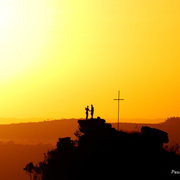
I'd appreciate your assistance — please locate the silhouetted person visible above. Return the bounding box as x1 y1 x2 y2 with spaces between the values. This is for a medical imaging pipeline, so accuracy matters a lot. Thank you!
85 106 90 120
90 104 94 119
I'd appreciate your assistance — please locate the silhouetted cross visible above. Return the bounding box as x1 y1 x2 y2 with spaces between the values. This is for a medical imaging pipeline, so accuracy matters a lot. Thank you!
114 91 124 131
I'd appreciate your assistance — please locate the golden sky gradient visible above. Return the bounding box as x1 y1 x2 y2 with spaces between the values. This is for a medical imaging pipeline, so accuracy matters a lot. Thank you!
0 0 180 123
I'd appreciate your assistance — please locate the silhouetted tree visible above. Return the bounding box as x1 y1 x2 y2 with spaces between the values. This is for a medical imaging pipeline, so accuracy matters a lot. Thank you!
23 162 35 180
33 165 42 180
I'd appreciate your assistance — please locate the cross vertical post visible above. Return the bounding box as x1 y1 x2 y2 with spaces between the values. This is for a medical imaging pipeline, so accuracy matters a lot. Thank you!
114 91 124 131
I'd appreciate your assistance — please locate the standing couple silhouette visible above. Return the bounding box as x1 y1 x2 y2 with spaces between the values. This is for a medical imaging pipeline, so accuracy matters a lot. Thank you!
85 104 94 120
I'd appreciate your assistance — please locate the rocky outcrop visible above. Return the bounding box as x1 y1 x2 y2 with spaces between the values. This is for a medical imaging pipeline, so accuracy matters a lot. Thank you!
141 126 169 147
36 117 180 180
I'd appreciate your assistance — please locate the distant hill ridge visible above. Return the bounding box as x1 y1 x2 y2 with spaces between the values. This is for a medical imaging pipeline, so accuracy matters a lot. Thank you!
0 119 79 145
112 117 180 145
0 117 179 145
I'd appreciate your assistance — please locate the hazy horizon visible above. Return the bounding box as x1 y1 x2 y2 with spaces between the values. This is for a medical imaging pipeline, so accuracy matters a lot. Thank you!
0 116 167 124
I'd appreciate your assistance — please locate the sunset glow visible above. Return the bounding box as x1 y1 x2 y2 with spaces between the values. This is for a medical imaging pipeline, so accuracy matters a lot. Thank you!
0 1 52 83
0 0 180 123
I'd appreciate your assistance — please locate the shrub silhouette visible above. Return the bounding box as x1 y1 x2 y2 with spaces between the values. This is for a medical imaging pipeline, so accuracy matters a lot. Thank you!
24 118 180 179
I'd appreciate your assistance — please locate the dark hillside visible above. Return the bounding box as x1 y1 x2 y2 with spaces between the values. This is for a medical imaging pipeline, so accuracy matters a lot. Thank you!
29 118 180 179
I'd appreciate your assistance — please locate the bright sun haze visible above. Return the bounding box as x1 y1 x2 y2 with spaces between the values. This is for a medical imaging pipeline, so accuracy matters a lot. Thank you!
0 0 180 124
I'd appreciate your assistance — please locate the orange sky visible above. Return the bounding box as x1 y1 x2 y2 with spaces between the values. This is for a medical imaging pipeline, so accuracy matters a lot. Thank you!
0 0 180 124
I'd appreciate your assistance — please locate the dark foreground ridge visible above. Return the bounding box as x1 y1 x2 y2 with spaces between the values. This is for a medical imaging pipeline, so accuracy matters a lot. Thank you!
24 118 180 179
